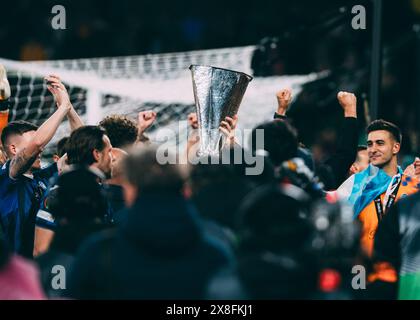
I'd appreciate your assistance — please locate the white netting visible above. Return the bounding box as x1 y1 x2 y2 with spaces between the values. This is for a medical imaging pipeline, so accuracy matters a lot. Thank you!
0 46 322 155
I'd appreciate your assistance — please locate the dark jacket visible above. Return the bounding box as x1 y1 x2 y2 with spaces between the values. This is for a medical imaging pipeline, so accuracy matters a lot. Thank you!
274 113 359 190
36 223 109 298
320 117 359 189
67 192 233 299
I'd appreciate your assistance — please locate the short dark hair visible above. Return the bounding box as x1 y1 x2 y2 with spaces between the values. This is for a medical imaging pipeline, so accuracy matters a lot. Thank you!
56 136 69 157
67 126 107 166
1 120 38 146
366 119 402 143
250 120 298 166
122 146 186 194
99 115 137 149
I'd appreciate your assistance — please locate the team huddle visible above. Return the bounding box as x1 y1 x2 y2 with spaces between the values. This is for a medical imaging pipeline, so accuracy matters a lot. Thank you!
0 63 420 299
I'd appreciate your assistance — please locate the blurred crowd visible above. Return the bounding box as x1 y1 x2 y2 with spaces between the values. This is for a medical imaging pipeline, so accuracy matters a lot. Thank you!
1 63 420 300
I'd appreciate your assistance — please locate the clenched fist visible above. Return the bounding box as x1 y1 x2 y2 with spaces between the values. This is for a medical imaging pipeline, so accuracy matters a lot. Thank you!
276 88 292 115
337 91 357 118
138 110 157 134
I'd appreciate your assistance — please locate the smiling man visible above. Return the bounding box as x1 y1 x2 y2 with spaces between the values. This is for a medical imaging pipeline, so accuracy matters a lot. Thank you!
367 120 402 176
337 119 420 257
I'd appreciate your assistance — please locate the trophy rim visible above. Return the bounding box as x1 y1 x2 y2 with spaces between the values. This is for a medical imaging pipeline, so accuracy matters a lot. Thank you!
189 64 253 82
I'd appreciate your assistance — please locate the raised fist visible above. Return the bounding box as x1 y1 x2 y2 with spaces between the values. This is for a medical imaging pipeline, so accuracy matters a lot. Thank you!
138 110 157 133
337 91 356 109
276 88 292 113
337 91 357 117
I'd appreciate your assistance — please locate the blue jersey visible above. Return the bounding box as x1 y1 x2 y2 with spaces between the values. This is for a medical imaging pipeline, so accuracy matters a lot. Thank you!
0 160 57 257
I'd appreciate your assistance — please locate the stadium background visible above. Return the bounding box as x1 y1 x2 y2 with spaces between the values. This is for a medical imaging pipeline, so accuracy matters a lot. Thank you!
1 0 420 166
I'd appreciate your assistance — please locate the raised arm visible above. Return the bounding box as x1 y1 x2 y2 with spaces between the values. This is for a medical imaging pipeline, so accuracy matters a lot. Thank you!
45 75 84 131
337 91 357 118
274 88 292 119
321 91 359 189
9 87 71 179
136 110 156 145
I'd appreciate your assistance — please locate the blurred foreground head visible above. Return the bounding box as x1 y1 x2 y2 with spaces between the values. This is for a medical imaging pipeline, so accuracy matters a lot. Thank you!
122 146 188 207
235 183 316 299
189 147 275 229
49 167 108 226
234 183 361 299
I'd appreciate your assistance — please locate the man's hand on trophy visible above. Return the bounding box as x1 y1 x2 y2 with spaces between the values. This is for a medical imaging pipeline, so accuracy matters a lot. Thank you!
276 88 292 116
186 112 200 159
138 110 157 134
187 112 199 130
219 114 238 146
187 112 200 147
44 74 71 110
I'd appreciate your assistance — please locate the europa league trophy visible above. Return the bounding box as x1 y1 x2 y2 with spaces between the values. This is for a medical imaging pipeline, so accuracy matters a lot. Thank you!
189 65 252 156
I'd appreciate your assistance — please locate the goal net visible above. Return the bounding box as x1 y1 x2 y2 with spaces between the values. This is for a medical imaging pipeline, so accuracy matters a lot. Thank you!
0 46 321 156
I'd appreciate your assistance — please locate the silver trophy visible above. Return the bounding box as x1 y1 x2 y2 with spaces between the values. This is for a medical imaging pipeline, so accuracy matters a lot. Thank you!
189 65 252 156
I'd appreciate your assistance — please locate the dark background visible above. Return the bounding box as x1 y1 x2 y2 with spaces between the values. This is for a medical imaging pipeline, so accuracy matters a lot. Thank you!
2 0 420 165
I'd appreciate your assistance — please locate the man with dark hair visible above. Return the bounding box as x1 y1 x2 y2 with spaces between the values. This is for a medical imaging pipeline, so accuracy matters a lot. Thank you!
99 115 138 150
365 119 402 174
36 168 110 298
66 125 113 179
34 125 120 257
67 146 232 299
337 119 420 257
0 75 78 258
33 127 114 256
367 119 402 145
99 110 156 151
